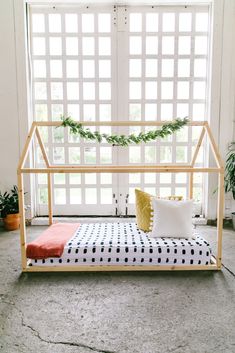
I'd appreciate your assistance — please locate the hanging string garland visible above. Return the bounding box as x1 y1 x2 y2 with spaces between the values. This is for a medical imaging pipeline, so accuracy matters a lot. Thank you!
61 116 189 147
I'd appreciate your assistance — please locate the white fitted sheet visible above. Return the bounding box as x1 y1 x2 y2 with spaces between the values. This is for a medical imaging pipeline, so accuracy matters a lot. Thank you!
28 222 212 267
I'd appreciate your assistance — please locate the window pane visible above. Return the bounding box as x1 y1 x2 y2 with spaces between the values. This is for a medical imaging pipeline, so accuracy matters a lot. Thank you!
129 59 142 77
65 14 78 33
54 189 66 204
161 104 173 121
146 36 158 55
179 13 192 32
66 38 78 55
145 82 157 99
66 60 79 78
52 104 63 120
160 146 172 163
177 82 189 99
84 104 95 121
54 174 65 184
99 104 111 120
70 189 81 204
146 13 158 32
99 37 111 55
67 82 79 100
69 147 80 164
35 82 47 100
53 147 65 164
82 14 94 33
83 60 95 78
162 37 174 54
84 147 96 164
34 60 46 78
129 146 141 163
162 59 174 77
195 13 208 32
32 14 45 33
33 37 46 55
83 37 95 55
129 82 141 99
162 13 175 32
161 82 173 99
70 174 81 184
100 147 112 164
145 104 157 121
130 36 142 55
85 188 97 204
194 59 207 77
194 82 206 99
99 82 111 100
85 173 97 184
49 14 61 33
178 59 190 77
145 146 156 163
145 59 158 77
84 83 95 100
195 36 208 55
101 188 112 204
129 103 141 120
98 14 111 33
178 36 191 55
130 13 142 32
99 60 111 78
50 37 62 55
35 104 48 121
50 60 62 78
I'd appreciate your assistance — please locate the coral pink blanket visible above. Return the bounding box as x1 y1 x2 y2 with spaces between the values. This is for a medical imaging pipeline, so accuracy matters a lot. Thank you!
26 223 80 259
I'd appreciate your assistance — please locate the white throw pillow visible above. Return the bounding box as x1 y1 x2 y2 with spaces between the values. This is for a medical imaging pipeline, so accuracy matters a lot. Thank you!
149 198 193 239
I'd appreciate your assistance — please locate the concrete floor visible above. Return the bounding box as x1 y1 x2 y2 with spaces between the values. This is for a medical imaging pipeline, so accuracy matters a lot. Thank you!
0 222 235 353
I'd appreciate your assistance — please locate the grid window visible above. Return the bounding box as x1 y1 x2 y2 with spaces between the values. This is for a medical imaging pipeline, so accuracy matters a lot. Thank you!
31 5 210 216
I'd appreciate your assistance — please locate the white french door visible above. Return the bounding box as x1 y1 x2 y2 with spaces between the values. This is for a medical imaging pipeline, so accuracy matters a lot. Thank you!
29 4 210 216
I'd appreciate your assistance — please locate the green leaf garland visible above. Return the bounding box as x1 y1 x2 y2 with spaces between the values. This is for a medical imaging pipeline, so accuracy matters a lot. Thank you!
61 116 189 147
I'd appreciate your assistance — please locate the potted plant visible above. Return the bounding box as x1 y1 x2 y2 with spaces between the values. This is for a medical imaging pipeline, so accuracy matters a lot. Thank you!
0 185 20 231
225 142 235 229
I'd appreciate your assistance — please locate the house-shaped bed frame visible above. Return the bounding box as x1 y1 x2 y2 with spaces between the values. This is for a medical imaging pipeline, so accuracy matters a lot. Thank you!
17 120 224 272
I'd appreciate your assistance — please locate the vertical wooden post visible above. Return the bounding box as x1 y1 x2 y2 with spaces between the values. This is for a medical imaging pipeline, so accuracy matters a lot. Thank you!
189 173 193 199
48 173 53 225
216 171 224 269
17 171 27 271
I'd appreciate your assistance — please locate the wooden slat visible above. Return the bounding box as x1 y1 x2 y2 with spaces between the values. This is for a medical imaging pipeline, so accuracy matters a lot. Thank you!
35 120 207 127
17 123 36 170
35 127 50 168
191 127 206 166
205 123 224 169
17 172 27 270
21 167 222 173
23 263 219 272
216 172 224 268
47 174 53 226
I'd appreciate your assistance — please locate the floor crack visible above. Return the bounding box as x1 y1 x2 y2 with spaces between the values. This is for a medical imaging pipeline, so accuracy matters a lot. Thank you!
1 298 116 353
21 316 116 353
222 263 235 278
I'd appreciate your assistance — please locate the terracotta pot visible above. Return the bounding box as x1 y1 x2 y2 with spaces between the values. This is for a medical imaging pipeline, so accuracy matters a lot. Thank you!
3 213 20 231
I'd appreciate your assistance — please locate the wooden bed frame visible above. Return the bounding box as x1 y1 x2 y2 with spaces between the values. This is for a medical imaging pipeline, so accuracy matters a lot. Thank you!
17 121 224 272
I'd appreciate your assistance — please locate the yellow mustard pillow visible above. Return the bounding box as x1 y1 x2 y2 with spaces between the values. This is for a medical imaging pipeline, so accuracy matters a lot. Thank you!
135 189 183 232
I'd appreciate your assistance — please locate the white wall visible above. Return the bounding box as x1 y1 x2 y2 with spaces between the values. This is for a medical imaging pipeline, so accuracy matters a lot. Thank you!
0 0 234 219
0 0 20 189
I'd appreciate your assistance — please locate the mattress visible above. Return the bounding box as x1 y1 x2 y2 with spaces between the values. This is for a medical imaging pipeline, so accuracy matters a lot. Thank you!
28 222 212 267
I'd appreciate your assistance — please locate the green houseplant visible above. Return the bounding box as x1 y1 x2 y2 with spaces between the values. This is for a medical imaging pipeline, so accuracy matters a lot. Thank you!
0 185 20 230
225 142 235 229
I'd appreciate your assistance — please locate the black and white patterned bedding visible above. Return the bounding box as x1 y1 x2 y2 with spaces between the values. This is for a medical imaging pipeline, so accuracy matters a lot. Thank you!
28 222 212 267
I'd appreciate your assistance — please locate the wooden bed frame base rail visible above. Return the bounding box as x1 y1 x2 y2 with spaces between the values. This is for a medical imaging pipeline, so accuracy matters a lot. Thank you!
17 121 224 272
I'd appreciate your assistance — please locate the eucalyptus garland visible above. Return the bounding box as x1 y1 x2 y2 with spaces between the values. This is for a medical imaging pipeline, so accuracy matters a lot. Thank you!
61 116 189 147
